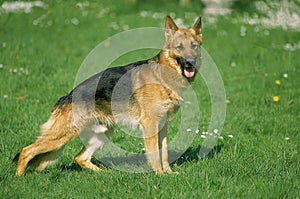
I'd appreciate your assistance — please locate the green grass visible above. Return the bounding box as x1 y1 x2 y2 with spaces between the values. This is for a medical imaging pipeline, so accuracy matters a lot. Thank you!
1 0 299 198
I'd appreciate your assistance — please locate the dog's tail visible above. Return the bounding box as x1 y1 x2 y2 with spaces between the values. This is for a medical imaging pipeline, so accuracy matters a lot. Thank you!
15 104 78 176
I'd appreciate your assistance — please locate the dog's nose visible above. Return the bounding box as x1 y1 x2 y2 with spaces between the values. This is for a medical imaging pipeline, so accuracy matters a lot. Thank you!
186 58 196 66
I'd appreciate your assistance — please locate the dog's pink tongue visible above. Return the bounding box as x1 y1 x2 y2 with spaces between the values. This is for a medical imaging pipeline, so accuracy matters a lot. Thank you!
184 69 195 78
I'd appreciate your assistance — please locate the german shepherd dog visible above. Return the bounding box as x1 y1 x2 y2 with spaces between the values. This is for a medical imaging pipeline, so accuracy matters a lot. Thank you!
15 16 202 176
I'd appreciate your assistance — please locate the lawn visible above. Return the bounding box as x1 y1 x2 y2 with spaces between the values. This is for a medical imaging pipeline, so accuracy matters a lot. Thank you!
0 0 299 198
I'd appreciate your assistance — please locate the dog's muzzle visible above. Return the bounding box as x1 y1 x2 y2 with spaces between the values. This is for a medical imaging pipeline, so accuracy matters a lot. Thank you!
177 57 197 79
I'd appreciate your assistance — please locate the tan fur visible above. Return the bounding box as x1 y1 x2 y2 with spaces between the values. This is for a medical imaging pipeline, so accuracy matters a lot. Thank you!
16 104 77 176
15 16 202 176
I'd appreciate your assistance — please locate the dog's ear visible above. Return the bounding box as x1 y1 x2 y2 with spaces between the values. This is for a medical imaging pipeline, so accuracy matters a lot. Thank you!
192 16 202 37
165 16 178 38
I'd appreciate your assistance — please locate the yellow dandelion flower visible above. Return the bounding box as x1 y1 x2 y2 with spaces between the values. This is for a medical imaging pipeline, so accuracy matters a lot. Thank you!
185 101 191 105
225 99 231 104
273 96 279 102
275 80 281 85
104 41 110 47
90 2 97 8
15 96 26 100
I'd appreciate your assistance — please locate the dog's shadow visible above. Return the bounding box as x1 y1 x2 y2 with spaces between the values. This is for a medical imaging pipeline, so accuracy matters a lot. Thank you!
172 144 223 166
61 144 223 173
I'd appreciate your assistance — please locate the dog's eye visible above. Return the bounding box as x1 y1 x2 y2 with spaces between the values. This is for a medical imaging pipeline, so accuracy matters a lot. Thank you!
176 43 184 51
191 42 198 50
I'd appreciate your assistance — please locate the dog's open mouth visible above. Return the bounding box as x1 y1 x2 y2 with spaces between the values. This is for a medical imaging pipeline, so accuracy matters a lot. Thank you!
183 67 195 78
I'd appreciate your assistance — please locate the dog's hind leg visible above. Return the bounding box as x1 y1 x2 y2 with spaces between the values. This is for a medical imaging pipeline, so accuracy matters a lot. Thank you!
75 146 101 171
16 105 77 176
32 147 65 172
16 131 76 176
75 125 110 171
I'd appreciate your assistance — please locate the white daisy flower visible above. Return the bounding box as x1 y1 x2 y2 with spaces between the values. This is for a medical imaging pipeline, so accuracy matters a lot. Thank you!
285 137 290 141
71 18 79 26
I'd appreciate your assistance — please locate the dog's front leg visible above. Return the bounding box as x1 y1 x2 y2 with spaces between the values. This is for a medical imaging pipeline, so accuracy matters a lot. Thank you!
141 119 163 175
159 123 172 174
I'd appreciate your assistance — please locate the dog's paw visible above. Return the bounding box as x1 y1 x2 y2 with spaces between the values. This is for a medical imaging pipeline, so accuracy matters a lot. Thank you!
168 170 179 175
155 169 164 176
163 167 179 175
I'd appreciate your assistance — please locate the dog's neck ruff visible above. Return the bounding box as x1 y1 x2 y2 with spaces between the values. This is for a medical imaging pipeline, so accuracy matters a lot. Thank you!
159 49 182 75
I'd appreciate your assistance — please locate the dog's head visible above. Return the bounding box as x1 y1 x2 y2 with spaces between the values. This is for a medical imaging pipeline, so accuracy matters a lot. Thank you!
164 16 202 80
